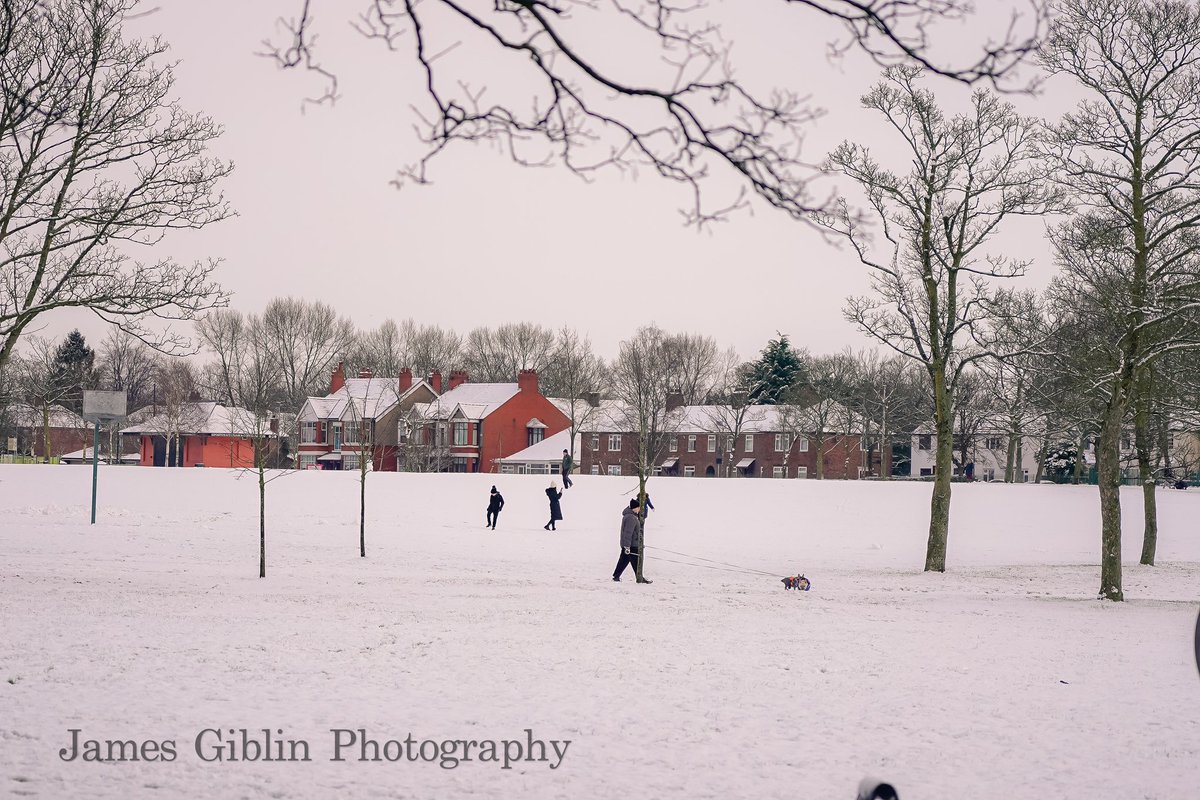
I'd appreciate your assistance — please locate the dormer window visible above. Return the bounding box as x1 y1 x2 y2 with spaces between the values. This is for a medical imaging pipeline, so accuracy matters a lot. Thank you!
527 418 547 447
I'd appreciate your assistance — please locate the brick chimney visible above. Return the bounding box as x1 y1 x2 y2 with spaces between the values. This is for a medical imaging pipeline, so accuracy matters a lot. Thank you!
430 370 443 394
448 370 469 390
666 391 685 412
330 361 346 393
517 369 539 394
358 368 374 379
269 415 279 434
398 368 413 393
583 391 601 408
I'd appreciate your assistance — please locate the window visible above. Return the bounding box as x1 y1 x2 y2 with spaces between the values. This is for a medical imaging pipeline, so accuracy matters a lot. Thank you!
653 467 662 476
772 466 785 479
342 452 360 471
590 435 600 451
745 434 754 452
451 456 469 474
1021 469 1030 483
454 422 469 446
608 434 622 451
774 433 791 452
985 436 1003 451
707 434 716 453
528 426 544 447
798 437 809 452
332 422 343 449
684 465 695 477
1167 432 1176 450
982 468 995 482
860 437 870 451
607 464 622 476
917 434 932 451
1120 434 1131 450
590 465 599 475
687 435 697 452
300 421 318 444
299 453 318 469
796 466 808 479
669 437 678 453
343 420 361 446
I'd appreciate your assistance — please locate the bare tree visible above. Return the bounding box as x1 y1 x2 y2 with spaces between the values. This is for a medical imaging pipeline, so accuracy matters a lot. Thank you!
97 328 156 410
402 320 463 384
541 326 607 459
195 310 248 406
263 2 1045 226
359 318 407 378
260 297 357 407
13 336 74 462
462 323 557 382
703 349 767 477
0 0 232 374
853 349 925 478
611 325 680 581
1040 0 1200 596
823 66 1053 571
663 333 724 405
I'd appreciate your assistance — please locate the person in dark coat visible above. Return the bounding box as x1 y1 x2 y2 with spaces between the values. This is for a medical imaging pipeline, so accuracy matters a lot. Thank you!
561 449 574 489
543 480 563 530
486 485 505 530
613 498 652 583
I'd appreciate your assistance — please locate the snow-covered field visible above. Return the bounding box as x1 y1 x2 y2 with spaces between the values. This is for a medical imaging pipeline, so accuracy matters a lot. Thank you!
1 465 1197 799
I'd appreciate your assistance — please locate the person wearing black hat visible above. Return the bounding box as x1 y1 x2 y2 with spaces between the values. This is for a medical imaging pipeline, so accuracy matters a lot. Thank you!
486 485 504 530
613 498 651 583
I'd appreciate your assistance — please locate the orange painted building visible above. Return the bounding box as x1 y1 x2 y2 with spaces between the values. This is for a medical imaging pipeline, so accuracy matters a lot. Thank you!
121 402 273 468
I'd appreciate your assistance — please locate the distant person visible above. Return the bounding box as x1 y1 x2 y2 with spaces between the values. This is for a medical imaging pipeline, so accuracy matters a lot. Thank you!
486 485 505 530
561 449 574 489
639 493 655 518
613 498 652 584
543 480 563 531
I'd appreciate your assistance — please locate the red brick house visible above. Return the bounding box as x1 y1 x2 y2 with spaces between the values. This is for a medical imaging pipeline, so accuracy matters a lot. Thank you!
578 398 872 479
121 402 274 468
403 370 569 473
296 364 437 471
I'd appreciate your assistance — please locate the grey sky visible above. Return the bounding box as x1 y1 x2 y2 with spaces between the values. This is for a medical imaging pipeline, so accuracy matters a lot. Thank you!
34 1 1062 363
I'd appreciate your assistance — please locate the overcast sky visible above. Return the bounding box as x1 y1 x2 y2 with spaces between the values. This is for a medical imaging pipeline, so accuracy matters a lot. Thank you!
33 1 1065 363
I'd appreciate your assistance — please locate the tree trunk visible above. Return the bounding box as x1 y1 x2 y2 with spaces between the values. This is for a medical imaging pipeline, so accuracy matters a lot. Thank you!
635 470 647 581
1097 395 1124 601
814 434 825 480
1073 432 1086 485
925 368 953 572
360 463 367 558
258 441 267 579
1133 381 1156 566
1005 433 1017 482
42 405 51 463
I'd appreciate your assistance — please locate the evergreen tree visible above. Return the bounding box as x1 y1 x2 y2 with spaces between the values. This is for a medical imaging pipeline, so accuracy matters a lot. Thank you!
742 334 804 405
52 331 96 413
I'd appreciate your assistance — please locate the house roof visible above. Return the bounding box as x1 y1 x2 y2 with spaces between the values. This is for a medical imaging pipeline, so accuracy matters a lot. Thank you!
121 402 273 437
411 383 521 421
59 447 139 463
497 428 573 464
577 400 866 435
300 376 432 422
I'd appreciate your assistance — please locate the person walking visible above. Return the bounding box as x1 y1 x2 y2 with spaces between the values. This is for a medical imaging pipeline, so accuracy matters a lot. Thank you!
486 485 504 530
613 498 652 583
561 449 574 489
543 481 563 531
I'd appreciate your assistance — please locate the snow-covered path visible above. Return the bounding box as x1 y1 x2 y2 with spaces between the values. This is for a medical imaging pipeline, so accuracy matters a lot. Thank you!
2 467 1197 799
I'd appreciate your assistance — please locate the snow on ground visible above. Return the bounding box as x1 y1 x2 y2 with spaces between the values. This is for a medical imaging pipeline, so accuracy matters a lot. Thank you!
1 465 1197 799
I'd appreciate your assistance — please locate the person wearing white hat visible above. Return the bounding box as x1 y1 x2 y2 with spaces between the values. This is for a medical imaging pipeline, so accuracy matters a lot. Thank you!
543 480 563 531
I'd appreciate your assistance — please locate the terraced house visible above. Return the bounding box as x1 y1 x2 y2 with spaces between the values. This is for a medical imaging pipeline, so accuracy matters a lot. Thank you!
296 364 436 471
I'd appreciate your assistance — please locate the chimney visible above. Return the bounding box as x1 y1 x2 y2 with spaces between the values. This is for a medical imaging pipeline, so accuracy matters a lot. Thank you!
583 391 601 408
269 415 279 434
448 370 469 390
430 370 443 394
358 368 373 379
666 391 685 412
330 361 346 393
398 368 413 393
517 369 539 395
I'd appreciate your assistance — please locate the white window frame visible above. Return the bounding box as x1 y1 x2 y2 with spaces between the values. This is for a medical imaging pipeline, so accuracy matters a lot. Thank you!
796 466 808 479
684 465 695 477
607 464 622 476
608 434 622 451
300 421 318 444
798 436 809 452
527 426 544 447
454 421 470 446
772 466 785 479
687 435 696 452
669 437 678 453
342 452 361 471
744 434 754 452
299 453 318 469
590 465 599 475
707 434 717 453
590 435 600 451
774 433 791 453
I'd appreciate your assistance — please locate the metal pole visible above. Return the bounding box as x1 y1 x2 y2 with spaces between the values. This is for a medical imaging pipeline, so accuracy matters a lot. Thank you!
90 422 100 524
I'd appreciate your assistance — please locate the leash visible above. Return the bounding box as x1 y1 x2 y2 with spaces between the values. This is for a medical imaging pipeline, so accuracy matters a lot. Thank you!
642 545 784 578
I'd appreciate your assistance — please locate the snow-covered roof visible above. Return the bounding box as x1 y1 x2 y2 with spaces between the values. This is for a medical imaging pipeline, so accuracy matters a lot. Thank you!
497 428 573 464
59 447 138 463
121 402 274 437
6 403 87 429
576 400 865 435
301 376 411 422
411 383 521 421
